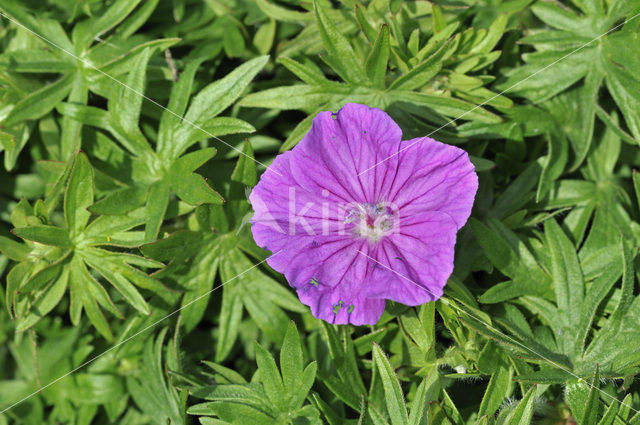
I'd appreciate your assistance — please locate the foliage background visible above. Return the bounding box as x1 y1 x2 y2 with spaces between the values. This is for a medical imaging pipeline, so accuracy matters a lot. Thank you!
1 0 640 424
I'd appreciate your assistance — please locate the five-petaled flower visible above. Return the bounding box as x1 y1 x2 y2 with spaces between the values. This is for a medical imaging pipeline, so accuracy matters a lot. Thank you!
249 103 478 325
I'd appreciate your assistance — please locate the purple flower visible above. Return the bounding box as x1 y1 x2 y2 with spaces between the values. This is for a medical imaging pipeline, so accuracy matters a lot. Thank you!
249 103 478 325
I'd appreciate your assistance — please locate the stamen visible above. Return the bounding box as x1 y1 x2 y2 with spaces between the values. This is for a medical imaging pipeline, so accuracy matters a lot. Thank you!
346 202 397 243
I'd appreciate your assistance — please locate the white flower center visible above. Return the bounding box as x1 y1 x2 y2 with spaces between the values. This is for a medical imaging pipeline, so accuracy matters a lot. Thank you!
346 203 397 243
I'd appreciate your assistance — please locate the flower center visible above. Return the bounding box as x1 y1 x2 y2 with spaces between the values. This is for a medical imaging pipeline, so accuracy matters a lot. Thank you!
346 203 397 242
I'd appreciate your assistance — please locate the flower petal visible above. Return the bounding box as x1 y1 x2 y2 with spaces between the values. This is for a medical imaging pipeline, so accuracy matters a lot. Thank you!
385 137 478 229
301 288 386 325
294 103 403 204
362 211 458 305
292 241 386 324
262 234 384 324
250 153 354 252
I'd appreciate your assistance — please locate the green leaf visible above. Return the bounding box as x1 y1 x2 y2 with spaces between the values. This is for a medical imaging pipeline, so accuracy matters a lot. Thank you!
355 5 377 43
5 73 73 127
221 16 245 58
88 186 148 215
144 180 170 242
313 0 365 85
566 367 600 425
215 282 243 362
603 61 640 143
72 0 144 49
634 170 640 211
0 1 73 50
5 262 28 319
243 287 290 345
540 179 596 209
20 256 67 293
399 311 430 355
97 37 180 78
514 369 574 385
170 147 217 175
321 323 367 399
501 385 536 425
70 259 113 341
597 401 620 425
458 310 570 367
472 12 508 54
254 18 276 55
615 394 635 424
157 58 205 153
478 366 511 418
368 403 390 425
179 247 220 333
16 268 69 332
256 0 313 22
178 55 269 155
495 50 592 103
0 131 16 151
280 321 303 397
190 384 271 409
140 230 199 261
116 0 160 38
471 218 550 302
408 376 436 425
279 57 335 87
199 402 275 425
12 225 71 247
432 4 446 33
372 344 409 425
201 361 248 385
544 218 584 357
478 341 509 374
389 40 449 91
126 328 184 424
530 2 587 35
171 174 224 206
83 254 150 315
390 91 502 123
292 361 317 410
537 132 568 201
10 198 33 228
64 153 94 236
605 239 636 330
365 24 390 89
75 256 123 318
99 253 169 298
111 47 153 148
231 142 257 186
57 102 112 130
178 117 256 150
575 246 622 356
0 235 30 261
254 342 285 408
0 49 75 73
595 103 637 145
240 85 331 111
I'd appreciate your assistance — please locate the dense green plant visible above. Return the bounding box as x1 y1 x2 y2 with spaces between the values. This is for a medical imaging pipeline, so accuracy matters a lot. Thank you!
1 0 640 424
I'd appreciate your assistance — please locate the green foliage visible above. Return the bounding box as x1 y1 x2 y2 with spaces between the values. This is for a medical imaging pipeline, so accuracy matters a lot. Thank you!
187 322 320 424
241 0 510 150
1 0 640 424
5 153 168 340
